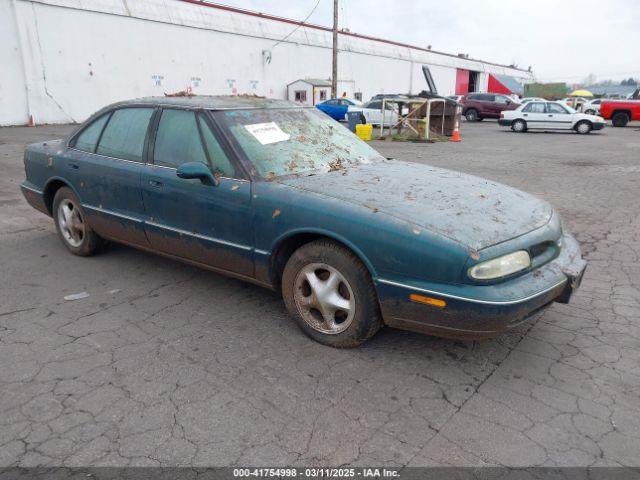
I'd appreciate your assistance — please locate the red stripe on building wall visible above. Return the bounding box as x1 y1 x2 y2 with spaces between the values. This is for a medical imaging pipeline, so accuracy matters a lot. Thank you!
487 74 512 95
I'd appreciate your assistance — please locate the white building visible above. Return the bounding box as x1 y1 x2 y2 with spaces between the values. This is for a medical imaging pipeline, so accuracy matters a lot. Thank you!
287 79 332 106
1 0 534 126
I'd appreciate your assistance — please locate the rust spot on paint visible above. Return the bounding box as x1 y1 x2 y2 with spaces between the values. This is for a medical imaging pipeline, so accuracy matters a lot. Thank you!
469 248 480 260
272 208 281 218
231 185 239 191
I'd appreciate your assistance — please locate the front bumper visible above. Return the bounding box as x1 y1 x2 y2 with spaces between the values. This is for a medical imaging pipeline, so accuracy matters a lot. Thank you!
498 119 512 126
377 233 587 339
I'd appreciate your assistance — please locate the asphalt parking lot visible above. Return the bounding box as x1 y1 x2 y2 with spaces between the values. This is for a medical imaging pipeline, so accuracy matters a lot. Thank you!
1 120 639 468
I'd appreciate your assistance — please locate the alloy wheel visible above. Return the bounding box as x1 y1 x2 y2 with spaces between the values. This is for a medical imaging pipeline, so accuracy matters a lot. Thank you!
293 263 355 334
577 122 591 134
57 198 85 248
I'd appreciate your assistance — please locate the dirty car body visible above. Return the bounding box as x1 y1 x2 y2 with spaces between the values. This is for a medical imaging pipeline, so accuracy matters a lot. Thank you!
21 96 587 344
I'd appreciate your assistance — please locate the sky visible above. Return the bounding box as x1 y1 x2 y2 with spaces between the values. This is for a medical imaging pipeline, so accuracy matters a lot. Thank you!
218 0 640 84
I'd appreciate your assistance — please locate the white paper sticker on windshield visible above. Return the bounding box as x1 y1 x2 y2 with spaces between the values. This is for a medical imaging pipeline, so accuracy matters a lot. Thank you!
244 122 290 145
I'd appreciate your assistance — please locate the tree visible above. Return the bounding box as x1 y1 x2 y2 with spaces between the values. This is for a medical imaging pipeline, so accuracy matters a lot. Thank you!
582 73 597 86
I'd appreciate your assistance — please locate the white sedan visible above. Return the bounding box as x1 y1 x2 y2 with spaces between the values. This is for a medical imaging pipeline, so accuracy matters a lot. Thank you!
519 97 546 104
348 99 399 125
499 101 606 134
581 99 602 115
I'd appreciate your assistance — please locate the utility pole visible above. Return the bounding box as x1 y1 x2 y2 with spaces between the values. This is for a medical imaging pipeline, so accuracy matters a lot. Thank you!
331 0 338 98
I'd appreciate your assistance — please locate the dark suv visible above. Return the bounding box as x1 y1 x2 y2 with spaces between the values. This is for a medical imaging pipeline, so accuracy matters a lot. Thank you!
462 93 520 121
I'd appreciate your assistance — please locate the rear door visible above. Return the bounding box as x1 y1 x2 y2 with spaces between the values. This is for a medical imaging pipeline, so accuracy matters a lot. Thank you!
69 107 155 246
141 108 254 276
520 102 547 128
478 94 495 117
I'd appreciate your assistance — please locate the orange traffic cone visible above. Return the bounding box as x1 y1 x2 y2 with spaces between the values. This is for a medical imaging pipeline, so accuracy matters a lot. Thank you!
28 114 35 127
450 118 461 142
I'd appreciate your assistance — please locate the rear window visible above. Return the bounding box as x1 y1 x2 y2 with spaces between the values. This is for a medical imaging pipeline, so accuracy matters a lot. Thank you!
96 108 154 162
73 113 110 153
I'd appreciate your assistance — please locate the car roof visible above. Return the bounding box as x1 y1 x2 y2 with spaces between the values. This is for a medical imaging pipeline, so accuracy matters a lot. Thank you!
105 95 305 111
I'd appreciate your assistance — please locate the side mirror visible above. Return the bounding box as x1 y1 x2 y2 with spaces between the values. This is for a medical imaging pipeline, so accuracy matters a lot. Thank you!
176 162 217 186
506 100 512 105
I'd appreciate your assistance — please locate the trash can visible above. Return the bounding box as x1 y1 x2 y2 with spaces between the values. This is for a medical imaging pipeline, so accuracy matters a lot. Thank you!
347 111 363 132
355 124 373 141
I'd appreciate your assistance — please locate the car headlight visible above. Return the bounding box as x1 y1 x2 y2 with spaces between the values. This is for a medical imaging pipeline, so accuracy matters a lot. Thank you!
468 251 531 280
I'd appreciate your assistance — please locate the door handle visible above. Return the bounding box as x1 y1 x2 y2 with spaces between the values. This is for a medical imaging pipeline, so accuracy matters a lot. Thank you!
523 114 528 117
68 162 79 169
149 179 163 187
548 114 553 117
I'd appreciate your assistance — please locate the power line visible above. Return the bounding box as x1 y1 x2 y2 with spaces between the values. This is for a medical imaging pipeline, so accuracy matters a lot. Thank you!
272 0 322 48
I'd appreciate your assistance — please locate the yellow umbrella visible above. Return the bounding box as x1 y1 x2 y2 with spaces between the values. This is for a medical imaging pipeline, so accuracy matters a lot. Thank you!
569 89 594 97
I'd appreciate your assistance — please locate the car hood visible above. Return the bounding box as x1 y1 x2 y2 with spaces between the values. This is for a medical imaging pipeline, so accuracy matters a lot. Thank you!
277 160 553 250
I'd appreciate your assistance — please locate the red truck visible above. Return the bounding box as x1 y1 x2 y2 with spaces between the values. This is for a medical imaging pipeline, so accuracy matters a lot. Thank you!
600 88 640 127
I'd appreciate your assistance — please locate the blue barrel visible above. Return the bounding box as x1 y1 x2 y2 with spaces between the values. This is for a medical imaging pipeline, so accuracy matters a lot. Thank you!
347 111 363 132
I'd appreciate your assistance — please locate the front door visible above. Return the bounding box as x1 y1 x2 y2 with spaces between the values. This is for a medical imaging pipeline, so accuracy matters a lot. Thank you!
493 95 511 118
141 108 254 276
70 107 155 246
545 102 574 129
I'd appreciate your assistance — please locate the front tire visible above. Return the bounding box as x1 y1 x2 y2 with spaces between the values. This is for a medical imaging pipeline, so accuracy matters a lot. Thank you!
53 187 101 256
611 112 629 127
511 119 527 133
281 240 383 348
575 120 592 134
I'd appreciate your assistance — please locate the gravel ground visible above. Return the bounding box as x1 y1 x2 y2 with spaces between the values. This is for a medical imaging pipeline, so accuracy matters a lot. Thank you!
0 120 639 467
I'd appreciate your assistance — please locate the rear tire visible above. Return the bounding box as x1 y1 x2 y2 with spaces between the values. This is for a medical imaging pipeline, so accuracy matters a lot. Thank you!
611 112 629 127
281 240 383 348
511 119 527 133
575 120 592 134
53 187 101 256
465 109 479 122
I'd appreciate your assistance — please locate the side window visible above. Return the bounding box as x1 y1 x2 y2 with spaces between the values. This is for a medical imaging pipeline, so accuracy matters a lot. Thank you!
484 95 496 102
198 115 236 178
529 103 547 113
467 94 478 101
153 109 207 168
547 103 568 114
368 101 382 110
73 113 110 153
325 99 338 106
495 96 509 104
522 103 533 112
96 108 154 162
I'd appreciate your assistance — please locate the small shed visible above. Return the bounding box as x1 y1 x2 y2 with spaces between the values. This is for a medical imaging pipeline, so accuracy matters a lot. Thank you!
287 79 332 106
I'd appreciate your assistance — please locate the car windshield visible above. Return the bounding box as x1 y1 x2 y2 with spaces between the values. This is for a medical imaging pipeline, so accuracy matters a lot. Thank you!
217 108 384 178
